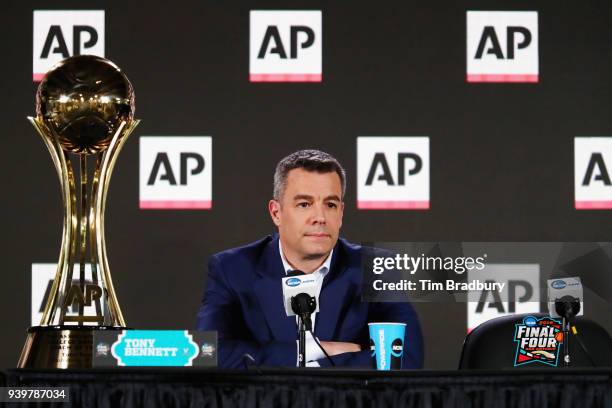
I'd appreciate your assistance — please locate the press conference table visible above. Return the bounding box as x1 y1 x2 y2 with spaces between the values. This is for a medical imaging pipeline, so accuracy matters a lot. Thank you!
4 367 612 407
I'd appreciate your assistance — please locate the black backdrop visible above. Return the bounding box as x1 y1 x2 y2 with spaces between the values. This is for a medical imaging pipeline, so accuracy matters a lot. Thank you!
2 0 612 369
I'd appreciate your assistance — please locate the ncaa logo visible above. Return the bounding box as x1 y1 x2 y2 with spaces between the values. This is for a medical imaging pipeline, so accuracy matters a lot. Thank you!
466 11 538 83
33 10 105 82
357 137 429 210
140 137 212 210
96 343 110 357
250 10 322 82
575 137 612 209
551 280 566 289
286 278 301 287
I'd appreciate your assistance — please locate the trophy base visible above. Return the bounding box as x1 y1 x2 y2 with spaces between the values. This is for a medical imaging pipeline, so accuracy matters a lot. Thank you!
18 325 126 369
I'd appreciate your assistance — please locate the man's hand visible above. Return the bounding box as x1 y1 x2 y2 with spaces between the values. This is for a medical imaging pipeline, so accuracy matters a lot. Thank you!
319 341 362 356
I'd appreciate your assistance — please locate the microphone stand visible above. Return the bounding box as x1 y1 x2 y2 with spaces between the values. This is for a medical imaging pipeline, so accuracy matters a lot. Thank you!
298 315 307 367
556 296 580 368
562 316 570 367
291 293 316 368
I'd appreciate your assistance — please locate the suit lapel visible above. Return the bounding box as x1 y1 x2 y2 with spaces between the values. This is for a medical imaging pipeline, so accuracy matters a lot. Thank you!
253 236 297 341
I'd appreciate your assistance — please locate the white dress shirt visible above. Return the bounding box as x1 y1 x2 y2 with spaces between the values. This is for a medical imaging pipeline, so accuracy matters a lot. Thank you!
279 240 332 367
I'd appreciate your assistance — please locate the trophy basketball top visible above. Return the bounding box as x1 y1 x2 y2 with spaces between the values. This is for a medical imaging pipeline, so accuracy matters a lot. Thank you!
36 55 135 154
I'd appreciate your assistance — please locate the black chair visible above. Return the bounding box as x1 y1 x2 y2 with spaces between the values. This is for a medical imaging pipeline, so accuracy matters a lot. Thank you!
459 313 612 369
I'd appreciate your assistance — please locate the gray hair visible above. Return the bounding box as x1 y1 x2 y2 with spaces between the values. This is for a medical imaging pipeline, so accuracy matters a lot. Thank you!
273 149 346 201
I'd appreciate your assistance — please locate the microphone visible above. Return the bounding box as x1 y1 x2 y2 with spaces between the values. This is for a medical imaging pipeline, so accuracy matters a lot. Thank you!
281 270 319 317
555 295 581 321
547 277 583 321
291 293 316 331
281 270 333 367
547 277 584 366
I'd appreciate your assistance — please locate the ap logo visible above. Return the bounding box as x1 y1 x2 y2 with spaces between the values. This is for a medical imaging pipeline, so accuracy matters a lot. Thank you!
33 10 105 82
357 137 429 210
140 137 212 210
250 10 322 82
575 137 612 209
31 263 106 326
467 263 540 332
466 11 538 82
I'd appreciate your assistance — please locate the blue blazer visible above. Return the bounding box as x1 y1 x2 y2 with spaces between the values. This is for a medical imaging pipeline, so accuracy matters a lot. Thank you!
196 235 424 369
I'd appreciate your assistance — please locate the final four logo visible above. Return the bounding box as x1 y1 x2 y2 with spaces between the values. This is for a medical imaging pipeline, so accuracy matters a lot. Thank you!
514 316 562 366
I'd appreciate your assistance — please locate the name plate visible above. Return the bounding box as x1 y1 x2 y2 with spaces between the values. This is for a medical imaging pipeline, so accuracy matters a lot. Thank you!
93 330 217 367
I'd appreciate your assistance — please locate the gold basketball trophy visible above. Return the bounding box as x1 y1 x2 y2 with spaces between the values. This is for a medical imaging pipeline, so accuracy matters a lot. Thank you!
18 55 139 368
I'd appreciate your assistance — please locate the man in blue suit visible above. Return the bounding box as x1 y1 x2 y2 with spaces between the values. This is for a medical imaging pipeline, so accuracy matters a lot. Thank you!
196 150 423 368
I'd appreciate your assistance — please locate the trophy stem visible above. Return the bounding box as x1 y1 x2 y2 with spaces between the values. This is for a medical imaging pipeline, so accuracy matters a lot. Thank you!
25 118 139 329
78 154 87 323
29 117 79 327
94 119 140 327
88 155 104 323
89 155 104 322
58 150 78 325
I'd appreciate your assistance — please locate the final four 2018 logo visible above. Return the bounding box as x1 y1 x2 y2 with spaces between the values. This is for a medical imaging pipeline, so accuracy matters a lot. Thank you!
513 316 563 366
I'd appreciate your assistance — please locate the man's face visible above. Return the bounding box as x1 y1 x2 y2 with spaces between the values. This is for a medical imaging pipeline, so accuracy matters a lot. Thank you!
269 168 344 261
